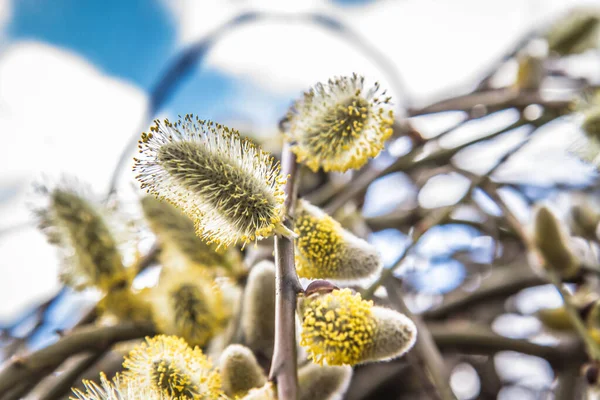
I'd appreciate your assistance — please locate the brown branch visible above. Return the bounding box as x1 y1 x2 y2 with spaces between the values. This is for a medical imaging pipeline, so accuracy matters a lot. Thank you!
385 279 456 400
408 88 571 117
0 322 155 399
430 323 586 368
35 352 105 400
423 261 543 320
269 143 303 400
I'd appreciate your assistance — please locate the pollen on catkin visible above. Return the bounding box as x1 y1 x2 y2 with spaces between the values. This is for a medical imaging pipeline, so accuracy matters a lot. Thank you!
149 269 229 347
533 206 580 279
546 8 600 56
218 344 267 398
298 363 353 400
134 115 291 249
285 74 394 172
240 260 276 358
298 286 417 366
294 199 382 281
71 372 166 400
33 179 128 291
123 335 223 399
140 195 242 276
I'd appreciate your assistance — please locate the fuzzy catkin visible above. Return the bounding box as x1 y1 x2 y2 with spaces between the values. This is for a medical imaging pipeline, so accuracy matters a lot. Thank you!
34 180 127 291
122 335 223 399
149 269 229 347
298 288 417 366
134 115 290 249
298 363 352 400
285 74 394 172
219 344 267 398
240 260 276 358
294 199 381 281
533 206 580 279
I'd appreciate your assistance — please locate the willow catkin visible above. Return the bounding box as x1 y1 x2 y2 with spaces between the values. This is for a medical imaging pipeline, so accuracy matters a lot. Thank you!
533 206 580 279
297 282 417 366
285 74 394 172
219 344 267 398
122 335 223 399
134 115 292 249
240 260 276 358
34 179 128 291
294 199 381 281
71 372 166 400
149 269 229 347
298 363 353 400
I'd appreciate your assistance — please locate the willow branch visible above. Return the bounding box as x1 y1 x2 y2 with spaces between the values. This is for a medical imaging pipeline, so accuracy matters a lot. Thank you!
326 117 530 215
362 121 543 298
423 261 542 320
429 323 586 368
36 352 106 400
385 279 456 400
0 322 155 398
269 143 302 400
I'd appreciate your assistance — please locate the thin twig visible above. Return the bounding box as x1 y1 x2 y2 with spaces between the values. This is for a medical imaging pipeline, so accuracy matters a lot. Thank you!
385 279 456 400
35 352 105 400
480 184 600 362
362 122 542 298
269 143 303 400
429 323 585 368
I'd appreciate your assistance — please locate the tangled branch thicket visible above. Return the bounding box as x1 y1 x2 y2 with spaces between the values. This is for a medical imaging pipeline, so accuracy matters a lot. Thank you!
4 7 600 400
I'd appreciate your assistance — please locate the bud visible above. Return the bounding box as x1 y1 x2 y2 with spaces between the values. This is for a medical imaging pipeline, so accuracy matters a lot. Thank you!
295 200 382 282
123 335 223 399
514 52 544 91
240 383 277 400
546 8 600 56
140 195 242 276
71 372 163 400
570 201 600 240
533 206 580 279
33 178 128 291
149 269 229 347
298 288 417 366
298 363 352 400
134 115 292 249
285 74 394 172
219 344 267 398
241 260 276 358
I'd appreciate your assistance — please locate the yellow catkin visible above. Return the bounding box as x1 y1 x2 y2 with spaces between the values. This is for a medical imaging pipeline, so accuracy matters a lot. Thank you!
71 372 167 400
134 115 291 249
299 288 417 366
299 289 377 366
150 269 230 347
123 335 223 399
34 179 128 291
294 200 381 281
285 74 394 172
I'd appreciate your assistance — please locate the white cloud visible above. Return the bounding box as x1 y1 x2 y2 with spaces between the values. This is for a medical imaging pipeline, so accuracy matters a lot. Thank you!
0 41 147 322
164 0 591 101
